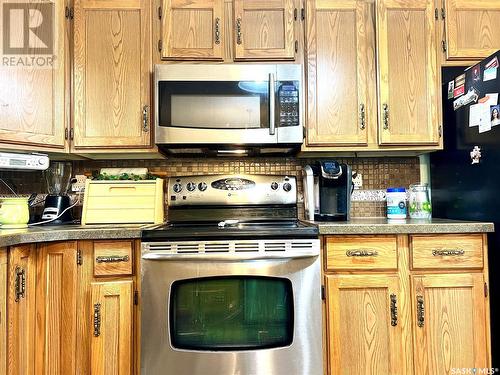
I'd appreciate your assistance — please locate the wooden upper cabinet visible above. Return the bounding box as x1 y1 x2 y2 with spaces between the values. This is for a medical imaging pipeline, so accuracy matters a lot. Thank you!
326 274 404 374
412 274 489 373
234 0 295 60
161 0 224 60
91 281 133 375
7 245 37 375
377 0 439 145
34 242 77 375
445 0 500 61
306 0 375 147
0 0 67 150
73 0 152 149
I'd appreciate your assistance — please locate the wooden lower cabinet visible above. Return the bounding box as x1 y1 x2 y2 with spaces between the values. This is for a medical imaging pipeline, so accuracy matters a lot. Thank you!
90 281 134 375
324 234 491 375
7 244 37 375
0 248 7 375
412 273 489 374
326 274 403 374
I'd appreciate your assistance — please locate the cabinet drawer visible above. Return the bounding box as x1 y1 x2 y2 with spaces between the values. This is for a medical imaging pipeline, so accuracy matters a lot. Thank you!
325 236 398 271
93 241 133 277
410 234 483 270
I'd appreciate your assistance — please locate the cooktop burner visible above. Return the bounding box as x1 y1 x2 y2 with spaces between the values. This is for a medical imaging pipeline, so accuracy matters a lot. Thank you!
141 220 318 241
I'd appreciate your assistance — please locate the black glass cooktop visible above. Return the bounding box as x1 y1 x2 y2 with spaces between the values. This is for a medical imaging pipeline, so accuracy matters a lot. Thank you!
141 220 318 241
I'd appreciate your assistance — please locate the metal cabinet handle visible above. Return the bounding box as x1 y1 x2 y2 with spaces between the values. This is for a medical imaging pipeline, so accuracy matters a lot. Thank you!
383 103 389 130
93 303 101 337
432 249 465 256
214 17 221 44
236 18 242 45
390 294 398 326
269 73 276 136
14 266 25 302
359 103 366 130
95 255 130 263
416 295 424 327
346 250 378 257
142 105 150 132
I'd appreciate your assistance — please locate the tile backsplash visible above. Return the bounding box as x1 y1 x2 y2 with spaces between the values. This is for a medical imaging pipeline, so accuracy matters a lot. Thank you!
0 156 420 219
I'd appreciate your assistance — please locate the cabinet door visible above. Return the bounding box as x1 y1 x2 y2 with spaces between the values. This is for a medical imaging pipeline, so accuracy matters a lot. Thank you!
306 0 375 147
7 245 37 375
412 274 489 373
445 0 500 60
234 0 295 60
0 0 67 149
34 242 77 375
0 248 6 375
161 0 224 60
326 275 404 374
377 0 439 145
91 281 133 375
73 0 152 148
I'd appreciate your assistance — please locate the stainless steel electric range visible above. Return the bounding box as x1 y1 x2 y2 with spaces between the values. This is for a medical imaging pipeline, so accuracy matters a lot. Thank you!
141 174 322 375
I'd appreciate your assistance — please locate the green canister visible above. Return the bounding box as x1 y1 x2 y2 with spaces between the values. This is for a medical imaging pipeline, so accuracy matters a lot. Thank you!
0 197 30 229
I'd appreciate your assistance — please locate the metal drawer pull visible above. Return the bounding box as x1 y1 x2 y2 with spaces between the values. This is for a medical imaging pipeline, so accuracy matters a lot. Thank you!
96 255 130 263
390 294 398 326
432 249 465 256
142 105 150 132
214 17 221 44
93 303 101 337
416 295 424 327
346 250 378 257
359 103 366 130
14 266 26 302
383 103 389 129
236 18 242 45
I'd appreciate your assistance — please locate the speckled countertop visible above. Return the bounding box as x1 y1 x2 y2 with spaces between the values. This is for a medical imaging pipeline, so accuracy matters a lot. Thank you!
0 224 153 248
0 219 494 247
314 218 494 235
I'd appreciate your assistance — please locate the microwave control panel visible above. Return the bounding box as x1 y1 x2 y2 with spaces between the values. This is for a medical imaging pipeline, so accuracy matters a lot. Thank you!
277 82 299 127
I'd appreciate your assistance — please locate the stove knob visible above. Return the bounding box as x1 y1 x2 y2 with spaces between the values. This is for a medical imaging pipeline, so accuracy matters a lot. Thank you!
187 182 196 192
198 182 207 191
271 182 279 190
173 183 183 193
283 182 292 192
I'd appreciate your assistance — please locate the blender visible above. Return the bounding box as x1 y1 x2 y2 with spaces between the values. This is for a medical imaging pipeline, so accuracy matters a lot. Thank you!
42 161 74 224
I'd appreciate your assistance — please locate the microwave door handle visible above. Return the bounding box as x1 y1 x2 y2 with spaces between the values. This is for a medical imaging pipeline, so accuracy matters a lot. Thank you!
269 73 276 135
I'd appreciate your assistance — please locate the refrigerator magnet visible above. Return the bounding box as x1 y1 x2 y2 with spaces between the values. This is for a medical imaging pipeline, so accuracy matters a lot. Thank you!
453 85 465 99
455 73 466 87
484 67 497 82
485 56 499 70
448 81 455 99
472 64 481 81
491 105 500 127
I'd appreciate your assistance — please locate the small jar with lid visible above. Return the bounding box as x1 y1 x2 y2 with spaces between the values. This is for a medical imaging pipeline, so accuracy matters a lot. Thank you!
386 188 407 220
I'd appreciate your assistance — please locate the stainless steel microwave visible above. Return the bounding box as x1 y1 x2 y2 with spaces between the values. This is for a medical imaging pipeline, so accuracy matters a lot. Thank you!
154 64 304 156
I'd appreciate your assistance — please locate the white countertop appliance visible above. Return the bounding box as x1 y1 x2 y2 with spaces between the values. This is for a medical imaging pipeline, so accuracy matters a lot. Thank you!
154 64 304 156
141 174 322 375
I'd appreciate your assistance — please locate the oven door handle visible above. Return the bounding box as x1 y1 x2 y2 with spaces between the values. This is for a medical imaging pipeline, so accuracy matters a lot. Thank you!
269 72 276 136
142 251 319 261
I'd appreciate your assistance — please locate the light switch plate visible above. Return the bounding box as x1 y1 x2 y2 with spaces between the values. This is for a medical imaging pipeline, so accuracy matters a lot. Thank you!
353 173 363 189
71 175 87 192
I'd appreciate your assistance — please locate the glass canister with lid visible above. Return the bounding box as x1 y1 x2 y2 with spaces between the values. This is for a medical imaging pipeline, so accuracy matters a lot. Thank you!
409 183 432 219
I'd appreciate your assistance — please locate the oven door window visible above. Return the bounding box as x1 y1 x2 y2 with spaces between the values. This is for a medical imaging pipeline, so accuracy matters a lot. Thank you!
170 276 294 351
158 81 270 129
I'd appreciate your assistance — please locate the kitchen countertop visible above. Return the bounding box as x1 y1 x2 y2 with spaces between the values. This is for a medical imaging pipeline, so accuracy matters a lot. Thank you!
314 218 494 235
0 219 494 248
0 224 153 248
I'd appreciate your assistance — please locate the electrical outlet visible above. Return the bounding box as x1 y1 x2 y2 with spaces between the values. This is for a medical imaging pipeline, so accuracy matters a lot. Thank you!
71 175 88 192
352 173 363 190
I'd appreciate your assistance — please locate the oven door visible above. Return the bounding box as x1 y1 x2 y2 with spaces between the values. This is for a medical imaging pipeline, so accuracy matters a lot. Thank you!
140 241 322 375
155 64 282 146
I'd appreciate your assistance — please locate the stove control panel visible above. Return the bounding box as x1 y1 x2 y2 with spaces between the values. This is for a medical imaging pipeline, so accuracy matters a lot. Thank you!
168 174 297 206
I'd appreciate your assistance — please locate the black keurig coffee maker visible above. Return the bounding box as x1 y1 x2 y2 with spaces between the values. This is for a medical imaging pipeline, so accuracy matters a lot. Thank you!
303 161 353 221
42 161 73 224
